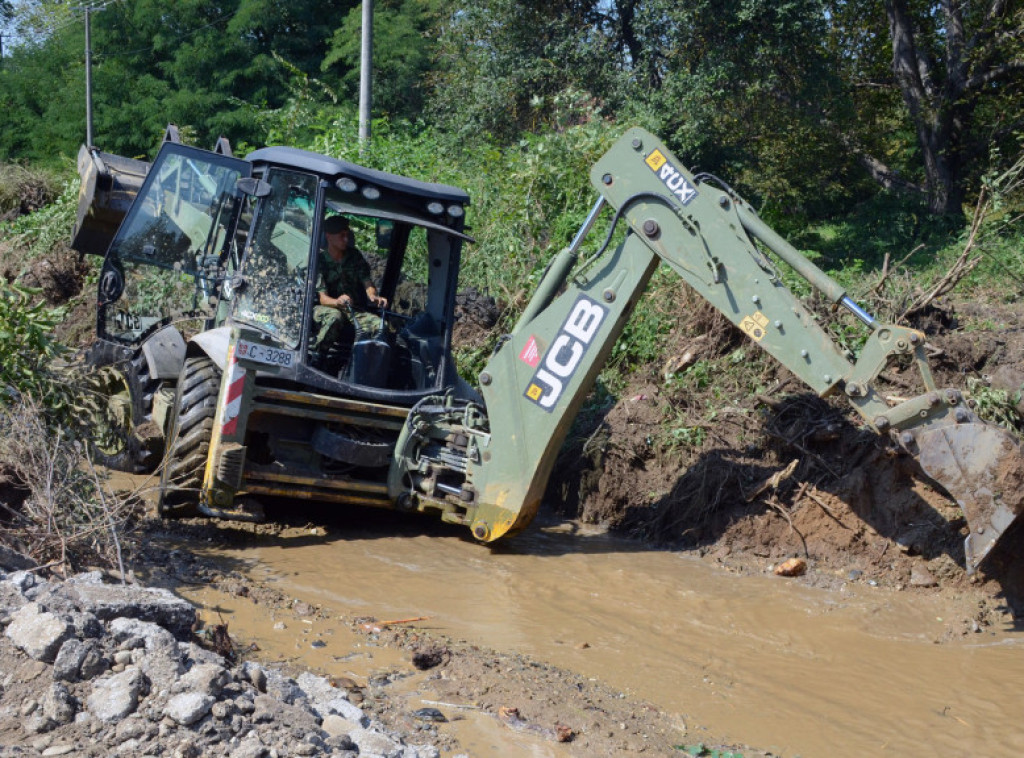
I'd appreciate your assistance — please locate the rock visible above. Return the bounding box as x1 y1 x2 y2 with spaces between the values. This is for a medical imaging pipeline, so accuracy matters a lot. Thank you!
69 611 104 639
295 671 369 726
87 666 149 722
229 733 269 758
5 602 73 662
115 716 148 742
348 727 403 758
910 564 938 588
41 682 77 725
241 661 267 693
178 641 226 667
25 713 55 735
251 694 320 732
53 639 88 682
325 734 358 753
60 581 196 638
7 571 37 593
79 641 110 680
412 707 446 723
773 557 807 577
114 650 133 666
108 617 178 652
321 714 360 738
263 671 303 704
164 692 215 726
173 662 230 697
40 746 76 757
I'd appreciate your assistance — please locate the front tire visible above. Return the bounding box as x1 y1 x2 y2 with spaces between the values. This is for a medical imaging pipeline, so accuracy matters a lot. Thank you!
158 355 220 518
84 354 161 473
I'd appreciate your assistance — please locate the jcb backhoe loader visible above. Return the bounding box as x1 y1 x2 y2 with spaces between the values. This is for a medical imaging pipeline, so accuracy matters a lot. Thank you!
73 127 1024 573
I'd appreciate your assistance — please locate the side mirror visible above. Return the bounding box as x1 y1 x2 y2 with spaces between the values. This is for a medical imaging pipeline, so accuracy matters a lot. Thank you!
236 177 272 198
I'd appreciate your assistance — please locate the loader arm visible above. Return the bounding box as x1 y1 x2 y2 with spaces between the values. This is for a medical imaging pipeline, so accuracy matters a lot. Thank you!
389 128 1024 571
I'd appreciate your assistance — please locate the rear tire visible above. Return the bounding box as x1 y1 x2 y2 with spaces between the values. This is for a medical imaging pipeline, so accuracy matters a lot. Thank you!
158 355 220 518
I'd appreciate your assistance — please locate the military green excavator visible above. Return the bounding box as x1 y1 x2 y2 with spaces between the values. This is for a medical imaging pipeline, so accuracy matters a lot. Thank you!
73 126 1024 573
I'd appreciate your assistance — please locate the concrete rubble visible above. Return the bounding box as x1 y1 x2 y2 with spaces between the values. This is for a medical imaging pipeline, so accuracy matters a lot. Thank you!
0 567 440 758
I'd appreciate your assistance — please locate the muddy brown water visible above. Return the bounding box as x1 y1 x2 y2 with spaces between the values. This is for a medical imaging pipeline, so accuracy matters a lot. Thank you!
169 516 1024 757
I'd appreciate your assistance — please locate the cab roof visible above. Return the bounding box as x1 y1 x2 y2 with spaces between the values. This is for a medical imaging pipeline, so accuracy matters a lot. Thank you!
245 146 470 206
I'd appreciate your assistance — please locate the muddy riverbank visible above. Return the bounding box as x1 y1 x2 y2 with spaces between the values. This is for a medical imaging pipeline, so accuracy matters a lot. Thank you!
129 504 1024 758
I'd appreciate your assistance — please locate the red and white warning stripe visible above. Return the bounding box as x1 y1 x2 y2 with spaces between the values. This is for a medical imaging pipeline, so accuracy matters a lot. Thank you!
221 349 247 437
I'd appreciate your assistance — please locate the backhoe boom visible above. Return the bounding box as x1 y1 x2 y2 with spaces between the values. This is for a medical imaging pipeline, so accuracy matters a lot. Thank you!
390 128 1024 572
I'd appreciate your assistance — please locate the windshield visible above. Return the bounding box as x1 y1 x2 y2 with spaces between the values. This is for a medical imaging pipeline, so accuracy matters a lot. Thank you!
231 168 318 348
98 143 249 344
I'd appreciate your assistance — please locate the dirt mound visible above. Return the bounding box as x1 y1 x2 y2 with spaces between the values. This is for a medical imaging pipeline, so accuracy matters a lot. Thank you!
546 294 1024 616
452 286 501 349
17 244 91 304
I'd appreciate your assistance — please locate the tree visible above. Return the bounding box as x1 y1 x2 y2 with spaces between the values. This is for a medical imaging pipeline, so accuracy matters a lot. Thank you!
322 0 439 120
428 0 622 139
881 0 1024 214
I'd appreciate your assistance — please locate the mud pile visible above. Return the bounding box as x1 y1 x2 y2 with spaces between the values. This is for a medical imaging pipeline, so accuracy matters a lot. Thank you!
547 292 1024 612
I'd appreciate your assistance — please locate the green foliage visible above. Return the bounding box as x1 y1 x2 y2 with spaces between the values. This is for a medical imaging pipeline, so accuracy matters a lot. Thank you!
967 377 1024 439
323 0 439 118
0 281 71 415
1 178 79 263
428 0 622 141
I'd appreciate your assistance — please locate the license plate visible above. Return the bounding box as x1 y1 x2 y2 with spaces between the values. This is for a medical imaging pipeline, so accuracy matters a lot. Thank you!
236 339 294 368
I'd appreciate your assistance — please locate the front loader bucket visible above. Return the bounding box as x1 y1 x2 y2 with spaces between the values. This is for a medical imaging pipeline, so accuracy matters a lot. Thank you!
71 144 150 256
911 421 1024 573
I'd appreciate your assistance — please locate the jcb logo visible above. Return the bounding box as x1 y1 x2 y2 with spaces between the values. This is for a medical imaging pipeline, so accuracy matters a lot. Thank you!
525 296 606 411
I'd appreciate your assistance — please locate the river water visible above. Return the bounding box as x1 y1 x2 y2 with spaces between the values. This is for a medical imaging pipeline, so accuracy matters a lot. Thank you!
174 514 1024 757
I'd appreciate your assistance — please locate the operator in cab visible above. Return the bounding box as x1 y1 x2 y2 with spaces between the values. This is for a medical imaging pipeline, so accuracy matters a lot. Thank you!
311 215 388 371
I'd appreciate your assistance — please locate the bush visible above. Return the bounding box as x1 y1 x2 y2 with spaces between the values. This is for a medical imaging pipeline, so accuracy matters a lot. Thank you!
0 163 61 220
0 281 75 419
0 399 140 572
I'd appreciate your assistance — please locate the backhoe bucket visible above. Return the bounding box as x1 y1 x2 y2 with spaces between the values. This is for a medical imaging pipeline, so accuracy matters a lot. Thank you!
912 421 1024 573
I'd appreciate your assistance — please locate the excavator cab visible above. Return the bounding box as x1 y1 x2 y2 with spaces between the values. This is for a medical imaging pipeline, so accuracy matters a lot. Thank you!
220 146 474 399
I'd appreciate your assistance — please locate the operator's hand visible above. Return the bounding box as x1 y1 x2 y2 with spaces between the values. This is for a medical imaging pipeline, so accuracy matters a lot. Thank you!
368 293 388 309
335 294 352 309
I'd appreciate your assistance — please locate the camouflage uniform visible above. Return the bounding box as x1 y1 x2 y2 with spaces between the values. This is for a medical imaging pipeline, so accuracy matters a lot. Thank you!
312 248 380 356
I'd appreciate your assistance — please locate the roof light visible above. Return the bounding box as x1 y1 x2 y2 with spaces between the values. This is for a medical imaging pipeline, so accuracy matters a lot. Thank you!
427 201 444 215
361 185 380 200
447 204 464 219
336 177 357 193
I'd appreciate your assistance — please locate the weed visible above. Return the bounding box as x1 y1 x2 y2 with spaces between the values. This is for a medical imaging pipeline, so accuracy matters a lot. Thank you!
966 376 1024 438
0 281 75 419
0 399 143 573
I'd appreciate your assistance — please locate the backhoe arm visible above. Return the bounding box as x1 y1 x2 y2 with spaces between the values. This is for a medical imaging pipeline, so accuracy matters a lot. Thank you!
389 128 1024 571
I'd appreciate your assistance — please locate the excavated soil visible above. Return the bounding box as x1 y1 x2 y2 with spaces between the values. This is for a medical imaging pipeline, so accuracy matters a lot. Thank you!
546 290 1024 617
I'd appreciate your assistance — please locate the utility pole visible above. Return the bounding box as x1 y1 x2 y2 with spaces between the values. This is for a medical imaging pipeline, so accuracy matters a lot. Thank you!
85 7 94 146
358 0 372 150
